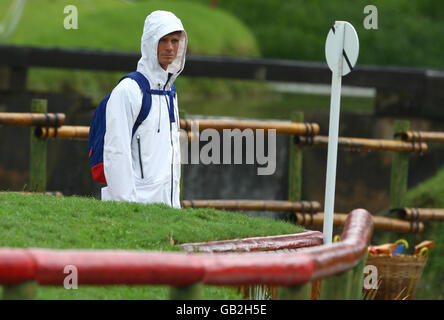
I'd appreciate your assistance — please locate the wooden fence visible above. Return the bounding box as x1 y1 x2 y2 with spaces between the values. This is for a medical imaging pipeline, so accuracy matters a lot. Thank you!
1 44 444 118
1 99 441 233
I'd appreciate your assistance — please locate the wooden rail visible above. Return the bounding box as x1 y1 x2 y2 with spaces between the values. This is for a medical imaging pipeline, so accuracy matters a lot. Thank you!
400 131 444 143
295 135 428 153
0 112 65 127
34 124 198 143
181 200 321 213
181 199 421 234
32 121 435 159
180 119 320 136
35 125 88 140
34 119 319 140
394 207 444 222
0 209 372 300
293 212 423 234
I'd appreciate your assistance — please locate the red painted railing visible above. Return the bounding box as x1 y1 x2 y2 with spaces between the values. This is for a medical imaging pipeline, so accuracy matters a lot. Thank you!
179 230 323 253
0 209 372 288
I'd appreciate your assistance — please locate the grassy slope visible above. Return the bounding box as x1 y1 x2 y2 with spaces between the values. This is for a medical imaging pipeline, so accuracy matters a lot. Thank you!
2 0 259 56
0 193 304 299
1 0 375 116
1 0 260 104
405 166 444 299
4 0 441 111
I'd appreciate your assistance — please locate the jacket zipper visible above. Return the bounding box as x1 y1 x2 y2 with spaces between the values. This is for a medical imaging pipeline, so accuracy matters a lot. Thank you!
164 75 174 206
168 108 174 206
157 84 161 133
136 135 144 179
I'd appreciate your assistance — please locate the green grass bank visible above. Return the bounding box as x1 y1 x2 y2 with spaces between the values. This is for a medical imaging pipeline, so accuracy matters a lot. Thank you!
1 0 259 56
0 193 304 299
1 0 261 105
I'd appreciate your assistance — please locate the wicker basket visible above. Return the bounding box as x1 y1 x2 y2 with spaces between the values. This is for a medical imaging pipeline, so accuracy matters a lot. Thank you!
364 248 429 300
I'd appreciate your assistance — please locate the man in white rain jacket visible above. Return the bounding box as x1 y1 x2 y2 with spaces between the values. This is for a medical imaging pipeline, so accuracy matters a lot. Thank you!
101 11 187 208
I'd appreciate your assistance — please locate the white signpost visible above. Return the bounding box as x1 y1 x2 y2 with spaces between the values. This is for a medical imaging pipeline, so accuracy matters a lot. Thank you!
323 21 359 244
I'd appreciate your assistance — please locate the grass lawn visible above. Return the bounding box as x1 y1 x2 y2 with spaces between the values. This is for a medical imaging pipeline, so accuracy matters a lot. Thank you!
1 0 261 108
1 0 259 57
0 193 304 299
2 0 375 119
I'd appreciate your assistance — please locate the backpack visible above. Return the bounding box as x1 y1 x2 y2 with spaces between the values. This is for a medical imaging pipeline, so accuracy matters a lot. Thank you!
88 71 176 184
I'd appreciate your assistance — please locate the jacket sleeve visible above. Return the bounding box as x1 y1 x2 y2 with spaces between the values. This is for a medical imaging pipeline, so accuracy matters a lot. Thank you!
103 79 142 202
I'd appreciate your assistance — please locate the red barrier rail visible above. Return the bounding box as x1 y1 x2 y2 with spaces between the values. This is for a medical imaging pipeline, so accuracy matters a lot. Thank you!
0 209 372 288
179 230 323 253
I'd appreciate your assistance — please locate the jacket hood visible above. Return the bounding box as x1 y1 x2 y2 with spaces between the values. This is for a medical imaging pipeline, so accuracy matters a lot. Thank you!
137 10 187 89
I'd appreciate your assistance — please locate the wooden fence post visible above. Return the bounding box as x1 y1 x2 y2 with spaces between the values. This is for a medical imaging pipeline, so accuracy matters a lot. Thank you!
278 282 311 300
319 269 354 299
169 283 202 300
319 257 367 300
349 258 367 299
288 112 304 202
2 281 37 300
29 99 47 192
389 120 410 210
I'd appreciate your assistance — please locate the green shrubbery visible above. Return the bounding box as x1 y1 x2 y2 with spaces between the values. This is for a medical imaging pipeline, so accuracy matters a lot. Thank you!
194 0 444 69
405 166 444 299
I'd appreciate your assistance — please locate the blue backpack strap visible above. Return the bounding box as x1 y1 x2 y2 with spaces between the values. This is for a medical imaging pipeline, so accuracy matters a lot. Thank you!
119 71 152 137
150 84 177 123
171 84 176 123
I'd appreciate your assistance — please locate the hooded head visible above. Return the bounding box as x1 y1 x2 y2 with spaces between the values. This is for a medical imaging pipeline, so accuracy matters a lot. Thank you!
137 11 187 89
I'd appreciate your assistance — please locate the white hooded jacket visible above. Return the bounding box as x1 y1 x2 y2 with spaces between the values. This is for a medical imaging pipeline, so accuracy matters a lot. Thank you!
101 11 187 208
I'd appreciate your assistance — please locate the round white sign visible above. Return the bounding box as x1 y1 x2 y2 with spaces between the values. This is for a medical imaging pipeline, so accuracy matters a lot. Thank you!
325 21 359 76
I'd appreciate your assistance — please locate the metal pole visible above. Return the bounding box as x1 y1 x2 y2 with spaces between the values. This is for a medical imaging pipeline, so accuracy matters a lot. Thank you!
323 23 345 245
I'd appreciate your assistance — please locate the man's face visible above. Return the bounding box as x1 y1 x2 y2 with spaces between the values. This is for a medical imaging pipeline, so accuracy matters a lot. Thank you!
157 31 181 70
